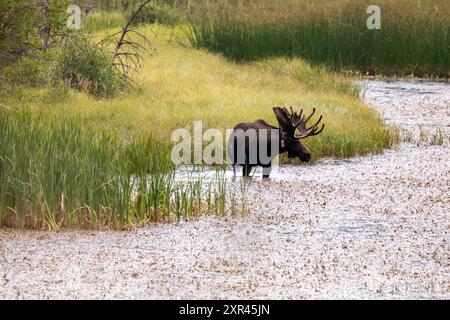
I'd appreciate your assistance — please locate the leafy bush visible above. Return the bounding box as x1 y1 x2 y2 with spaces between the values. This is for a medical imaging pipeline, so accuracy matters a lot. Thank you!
52 36 123 97
130 4 182 26
3 50 59 87
0 0 70 69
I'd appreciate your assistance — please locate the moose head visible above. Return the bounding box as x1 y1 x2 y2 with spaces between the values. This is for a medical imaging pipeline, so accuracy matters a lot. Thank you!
273 106 324 163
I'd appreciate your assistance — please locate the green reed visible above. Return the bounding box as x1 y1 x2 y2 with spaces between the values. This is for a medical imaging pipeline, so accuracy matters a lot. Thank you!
0 109 242 229
187 0 450 77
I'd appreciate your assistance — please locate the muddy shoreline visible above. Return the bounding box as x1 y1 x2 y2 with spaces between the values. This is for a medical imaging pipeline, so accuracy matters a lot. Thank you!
1 80 449 299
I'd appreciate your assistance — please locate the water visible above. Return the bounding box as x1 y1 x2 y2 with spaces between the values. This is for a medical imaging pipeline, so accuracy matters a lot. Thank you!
359 79 450 130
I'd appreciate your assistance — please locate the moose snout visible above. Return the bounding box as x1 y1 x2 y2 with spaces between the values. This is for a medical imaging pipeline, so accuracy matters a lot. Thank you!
300 153 311 163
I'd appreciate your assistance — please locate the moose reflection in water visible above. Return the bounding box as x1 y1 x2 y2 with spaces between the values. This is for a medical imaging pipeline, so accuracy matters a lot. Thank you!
228 107 325 178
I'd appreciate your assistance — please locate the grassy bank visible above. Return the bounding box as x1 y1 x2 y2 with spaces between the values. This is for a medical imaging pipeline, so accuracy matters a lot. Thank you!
187 0 449 77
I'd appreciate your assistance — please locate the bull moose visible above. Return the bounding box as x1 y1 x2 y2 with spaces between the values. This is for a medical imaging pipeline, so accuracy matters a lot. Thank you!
227 107 324 178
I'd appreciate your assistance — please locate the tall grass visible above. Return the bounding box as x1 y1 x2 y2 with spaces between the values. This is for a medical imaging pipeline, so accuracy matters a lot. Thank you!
187 0 450 77
82 10 127 32
0 109 243 230
81 2 183 32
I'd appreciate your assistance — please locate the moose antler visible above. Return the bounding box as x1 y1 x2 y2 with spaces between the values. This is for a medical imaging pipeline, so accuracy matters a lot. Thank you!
278 107 324 139
293 108 324 139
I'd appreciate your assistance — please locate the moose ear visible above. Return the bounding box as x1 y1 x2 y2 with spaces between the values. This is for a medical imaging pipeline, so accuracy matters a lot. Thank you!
273 107 291 132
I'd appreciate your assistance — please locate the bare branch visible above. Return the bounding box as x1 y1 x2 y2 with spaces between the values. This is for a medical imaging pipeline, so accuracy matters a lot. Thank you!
104 0 153 84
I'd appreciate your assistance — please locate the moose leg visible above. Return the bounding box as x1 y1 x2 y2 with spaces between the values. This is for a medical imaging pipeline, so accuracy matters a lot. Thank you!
242 163 253 177
262 163 272 179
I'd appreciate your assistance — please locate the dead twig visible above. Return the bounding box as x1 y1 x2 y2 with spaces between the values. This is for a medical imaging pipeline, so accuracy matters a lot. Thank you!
98 0 154 84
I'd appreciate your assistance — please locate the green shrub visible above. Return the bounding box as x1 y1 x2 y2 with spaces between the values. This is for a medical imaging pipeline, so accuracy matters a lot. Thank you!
0 0 70 70
2 50 59 87
130 4 182 26
52 36 123 97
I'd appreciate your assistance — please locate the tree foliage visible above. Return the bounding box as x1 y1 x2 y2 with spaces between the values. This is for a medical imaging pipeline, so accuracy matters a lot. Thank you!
0 0 70 70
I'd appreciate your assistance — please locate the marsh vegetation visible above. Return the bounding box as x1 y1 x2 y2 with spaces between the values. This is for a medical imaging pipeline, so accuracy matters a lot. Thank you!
0 109 247 229
2 0 447 229
187 0 449 77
